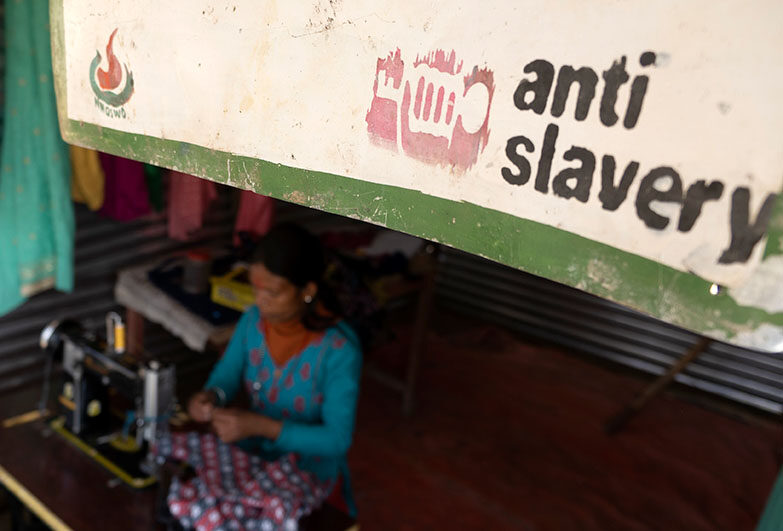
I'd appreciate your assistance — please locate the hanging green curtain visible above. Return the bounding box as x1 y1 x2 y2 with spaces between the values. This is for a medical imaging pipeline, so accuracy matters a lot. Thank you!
757 467 783 531
0 0 73 315
144 163 165 212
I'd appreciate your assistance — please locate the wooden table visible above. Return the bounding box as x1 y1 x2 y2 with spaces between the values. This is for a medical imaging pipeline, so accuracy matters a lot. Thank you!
115 263 237 355
0 384 356 531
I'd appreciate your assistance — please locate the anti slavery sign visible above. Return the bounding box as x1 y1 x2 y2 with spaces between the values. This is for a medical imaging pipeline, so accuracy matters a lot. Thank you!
61 0 783 290
365 47 776 269
497 53 776 267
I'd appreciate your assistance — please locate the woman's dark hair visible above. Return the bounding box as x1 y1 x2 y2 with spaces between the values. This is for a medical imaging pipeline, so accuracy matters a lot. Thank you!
250 224 340 330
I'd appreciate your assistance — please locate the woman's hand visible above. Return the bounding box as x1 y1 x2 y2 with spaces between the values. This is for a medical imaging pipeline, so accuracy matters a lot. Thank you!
187 391 216 423
211 408 282 443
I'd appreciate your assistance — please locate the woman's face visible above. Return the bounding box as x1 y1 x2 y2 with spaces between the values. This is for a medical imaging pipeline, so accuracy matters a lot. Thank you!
249 263 313 323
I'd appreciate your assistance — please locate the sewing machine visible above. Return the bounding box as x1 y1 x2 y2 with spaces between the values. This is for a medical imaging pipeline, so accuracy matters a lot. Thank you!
39 314 176 488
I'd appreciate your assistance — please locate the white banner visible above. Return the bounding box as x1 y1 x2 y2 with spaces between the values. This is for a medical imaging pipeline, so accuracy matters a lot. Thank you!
62 0 783 288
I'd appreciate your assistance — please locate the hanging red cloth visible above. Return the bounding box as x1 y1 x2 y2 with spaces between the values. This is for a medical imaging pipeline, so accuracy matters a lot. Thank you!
98 153 151 221
167 171 218 241
234 190 275 245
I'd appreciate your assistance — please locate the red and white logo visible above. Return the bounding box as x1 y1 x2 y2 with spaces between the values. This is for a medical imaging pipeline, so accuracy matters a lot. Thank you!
366 49 494 171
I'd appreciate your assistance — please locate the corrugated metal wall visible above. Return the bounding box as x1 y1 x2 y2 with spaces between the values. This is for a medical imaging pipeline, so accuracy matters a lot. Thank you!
436 248 783 415
0 187 237 394
0 186 353 395
0 181 781 415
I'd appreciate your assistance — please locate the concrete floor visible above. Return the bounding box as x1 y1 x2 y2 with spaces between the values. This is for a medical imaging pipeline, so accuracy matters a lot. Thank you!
350 317 781 530
0 313 779 530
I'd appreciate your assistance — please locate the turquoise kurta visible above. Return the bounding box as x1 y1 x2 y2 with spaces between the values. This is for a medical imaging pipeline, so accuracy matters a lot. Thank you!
757 467 783 531
204 306 362 511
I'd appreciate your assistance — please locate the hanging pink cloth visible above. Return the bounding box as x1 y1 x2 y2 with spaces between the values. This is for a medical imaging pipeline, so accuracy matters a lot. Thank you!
99 153 151 221
233 190 275 245
167 171 218 241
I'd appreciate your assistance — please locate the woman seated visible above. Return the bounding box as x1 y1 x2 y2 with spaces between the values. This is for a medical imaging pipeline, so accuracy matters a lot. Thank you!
167 224 361 529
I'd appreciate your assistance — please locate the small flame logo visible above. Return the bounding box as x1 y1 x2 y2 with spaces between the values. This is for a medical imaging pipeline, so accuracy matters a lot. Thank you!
97 29 122 91
90 28 134 108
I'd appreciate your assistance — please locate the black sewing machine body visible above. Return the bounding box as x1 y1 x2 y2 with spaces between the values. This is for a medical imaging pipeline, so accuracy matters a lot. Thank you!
40 319 176 488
